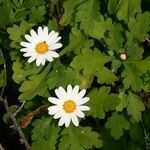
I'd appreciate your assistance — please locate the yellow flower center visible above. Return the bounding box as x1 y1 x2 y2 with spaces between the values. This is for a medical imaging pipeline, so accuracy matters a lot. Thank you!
63 100 76 113
35 42 48 54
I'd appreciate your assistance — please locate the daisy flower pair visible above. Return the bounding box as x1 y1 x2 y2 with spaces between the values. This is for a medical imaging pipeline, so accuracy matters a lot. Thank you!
20 27 90 127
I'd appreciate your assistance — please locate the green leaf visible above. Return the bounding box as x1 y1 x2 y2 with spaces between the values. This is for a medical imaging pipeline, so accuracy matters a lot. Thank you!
105 112 130 140
116 92 128 112
23 0 45 9
142 71 150 92
100 129 126 150
31 117 60 150
116 0 141 22
108 0 120 14
12 60 43 84
29 6 46 23
59 27 93 56
127 92 145 122
47 62 79 90
48 19 58 31
121 63 143 91
0 0 11 27
136 56 150 73
87 87 119 119
129 124 145 143
128 12 150 42
71 48 111 76
32 139 57 150
18 64 51 101
143 112 150 131
7 20 32 48
126 45 144 61
96 67 118 84
32 116 59 141
105 25 124 52
59 126 102 150
125 140 145 150
75 0 113 39
60 0 82 26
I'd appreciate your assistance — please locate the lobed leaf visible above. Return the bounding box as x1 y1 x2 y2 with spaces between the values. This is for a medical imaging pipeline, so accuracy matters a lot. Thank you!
59 126 102 150
105 112 130 140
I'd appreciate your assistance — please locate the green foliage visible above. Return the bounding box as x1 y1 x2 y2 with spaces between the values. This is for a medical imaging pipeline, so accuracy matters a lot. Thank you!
128 12 150 41
76 0 112 39
47 61 80 90
129 123 145 143
105 112 130 140
116 92 128 112
121 63 143 91
32 117 53 141
60 0 82 26
18 64 51 101
0 0 12 27
60 27 93 56
127 92 145 122
114 0 141 22
105 25 124 53
29 6 46 23
71 48 117 84
7 20 32 48
12 59 43 84
0 0 149 149
31 117 60 150
71 48 111 75
87 87 119 119
59 126 102 150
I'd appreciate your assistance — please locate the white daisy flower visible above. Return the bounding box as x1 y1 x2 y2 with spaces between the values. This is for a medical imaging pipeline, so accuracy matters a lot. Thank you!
48 85 90 127
20 26 62 66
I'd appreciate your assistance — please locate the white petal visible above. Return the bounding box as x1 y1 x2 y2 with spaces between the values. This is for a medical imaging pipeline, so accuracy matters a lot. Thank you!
30 29 38 38
23 52 33 57
51 36 61 43
48 106 61 115
28 56 36 63
76 97 90 105
65 115 71 127
45 54 53 62
67 85 72 96
36 56 45 66
58 114 68 126
58 87 67 99
74 109 85 118
55 89 65 100
20 48 29 52
49 32 59 41
48 97 62 105
54 110 65 119
76 89 86 99
71 85 79 98
78 106 90 111
49 30 56 37
20 42 33 48
71 114 79 126
38 26 43 37
50 43 62 50
48 51 59 58
43 26 49 36
25 34 34 43
41 58 46 65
